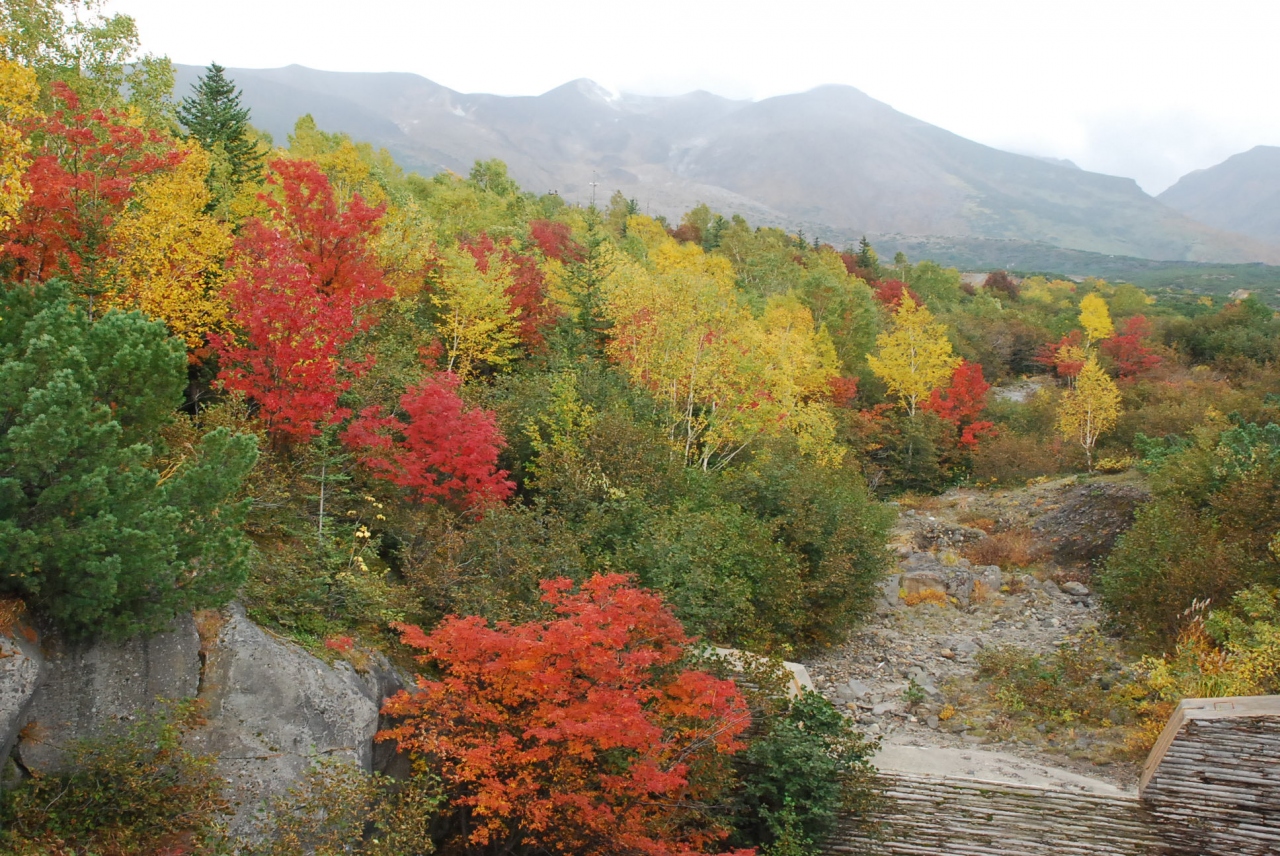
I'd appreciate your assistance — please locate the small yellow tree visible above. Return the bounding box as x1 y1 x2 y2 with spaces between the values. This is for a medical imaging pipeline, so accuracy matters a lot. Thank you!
431 246 521 379
0 55 39 232
867 294 960 416
110 144 233 350
1057 355 1121 471
1079 293 1114 347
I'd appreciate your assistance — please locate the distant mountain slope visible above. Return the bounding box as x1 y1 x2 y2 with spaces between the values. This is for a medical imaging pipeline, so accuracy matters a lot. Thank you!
173 65 1280 264
1158 146 1280 246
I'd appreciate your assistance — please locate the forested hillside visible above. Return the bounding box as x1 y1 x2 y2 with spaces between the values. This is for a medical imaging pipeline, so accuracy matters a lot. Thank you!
1 4 1278 855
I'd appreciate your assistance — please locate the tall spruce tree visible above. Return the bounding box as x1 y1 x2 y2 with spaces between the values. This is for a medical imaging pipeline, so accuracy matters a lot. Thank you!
177 62 263 188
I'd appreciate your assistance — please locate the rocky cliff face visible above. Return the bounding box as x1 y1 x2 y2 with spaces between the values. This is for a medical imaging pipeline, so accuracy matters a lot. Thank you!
0 603 408 837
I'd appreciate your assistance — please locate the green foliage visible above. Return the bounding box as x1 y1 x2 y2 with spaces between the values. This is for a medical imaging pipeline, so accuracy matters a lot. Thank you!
0 700 227 855
239 758 444 856
732 690 881 854
620 500 804 650
0 0 174 116
1099 419 1280 646
178 62 265 190
977 634 1137 726
0 281 258 639
717 441 894 648
1163 296 1280 368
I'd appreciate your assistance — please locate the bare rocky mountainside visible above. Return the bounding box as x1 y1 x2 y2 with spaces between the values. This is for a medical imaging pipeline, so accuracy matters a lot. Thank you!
1158 145 1280 247
173 65 1280 265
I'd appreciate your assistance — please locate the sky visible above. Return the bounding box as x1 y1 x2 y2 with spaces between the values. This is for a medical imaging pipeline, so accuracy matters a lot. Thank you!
106 0 1280 195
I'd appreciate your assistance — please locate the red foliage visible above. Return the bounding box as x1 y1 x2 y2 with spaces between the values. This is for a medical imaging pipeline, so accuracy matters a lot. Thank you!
1034 330 1086 380
669 222 703 245
378 574 753 856
341 372 514 511
461 233 559 350
1 83 183 287
828 375 861 408
839 251 878 283
324 635 355 652
213 160 391 441
529 219 582 263
982 270 1020 300
872 278 920 308
1101 315 1162 379
923 361 997 449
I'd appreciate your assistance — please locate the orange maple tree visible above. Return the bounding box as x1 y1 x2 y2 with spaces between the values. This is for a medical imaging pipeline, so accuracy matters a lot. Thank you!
378 574 755 856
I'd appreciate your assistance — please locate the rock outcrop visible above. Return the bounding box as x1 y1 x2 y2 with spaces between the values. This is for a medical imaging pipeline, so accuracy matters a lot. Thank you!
1031 482 1149 565
2 604 403 837
186 605 382 834
0 621 42 768
16 614 201 773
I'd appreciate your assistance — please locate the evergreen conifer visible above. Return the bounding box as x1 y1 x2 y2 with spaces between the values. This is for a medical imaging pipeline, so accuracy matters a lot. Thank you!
177 62 263 188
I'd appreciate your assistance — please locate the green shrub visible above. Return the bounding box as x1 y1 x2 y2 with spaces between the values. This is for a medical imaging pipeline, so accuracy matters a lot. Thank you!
618 501 804 651
239 758 444 856
1099 420 1280 646
977 635 1135 726
718 441 894 648
0 281 258 639
732 690 881 854
0 701 227 855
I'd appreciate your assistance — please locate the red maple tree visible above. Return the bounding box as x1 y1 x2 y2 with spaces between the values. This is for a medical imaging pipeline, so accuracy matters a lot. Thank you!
923 361 997 449
378 574 753 856
871 278 920 308
461 233 559 350
212 159 391 441
1101 315 1162 379
1034 330 1086 381
528 219 582 263
1 82 182 295
341 372 514 511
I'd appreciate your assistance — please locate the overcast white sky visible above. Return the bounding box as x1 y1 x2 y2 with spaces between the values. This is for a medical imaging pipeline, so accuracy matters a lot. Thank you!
107 0 1279 194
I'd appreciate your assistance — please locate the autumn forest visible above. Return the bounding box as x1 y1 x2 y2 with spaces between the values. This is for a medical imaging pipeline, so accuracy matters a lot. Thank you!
1 3 1279 855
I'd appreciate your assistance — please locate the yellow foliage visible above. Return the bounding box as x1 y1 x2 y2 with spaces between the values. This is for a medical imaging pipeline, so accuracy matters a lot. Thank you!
938 704 956 721
1021 276 1078 308
109 144 233 350
0 56 38 232
903 589 949 607
866 294 960 415
1056 356 1120 470
431 246 521 379
605 233 838 468
1078 292 1114 346
1094 456 1136 473
375 200 436 297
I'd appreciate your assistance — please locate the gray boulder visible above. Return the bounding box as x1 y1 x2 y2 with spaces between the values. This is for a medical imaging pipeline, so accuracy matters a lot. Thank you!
0 621 43 765
187 604 382 836
16 614 201 773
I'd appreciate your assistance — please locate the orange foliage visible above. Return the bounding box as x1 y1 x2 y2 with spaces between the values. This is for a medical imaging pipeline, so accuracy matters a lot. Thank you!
378 574 754 856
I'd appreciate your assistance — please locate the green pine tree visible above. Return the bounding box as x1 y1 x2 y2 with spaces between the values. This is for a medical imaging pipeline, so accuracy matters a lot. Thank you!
0 280 259 640
177 62 264 189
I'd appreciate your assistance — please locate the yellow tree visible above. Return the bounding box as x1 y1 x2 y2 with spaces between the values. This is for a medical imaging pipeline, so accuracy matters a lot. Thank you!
867 294 960 416
606 226 838 468
431 246 521 379
109 144 233 351
0 55 38 232
1057 355 1121 471
1079 292 1114 347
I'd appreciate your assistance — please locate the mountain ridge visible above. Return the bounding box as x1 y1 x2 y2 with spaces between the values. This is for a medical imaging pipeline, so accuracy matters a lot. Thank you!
1158 145 1280 247
173 64 1280 265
